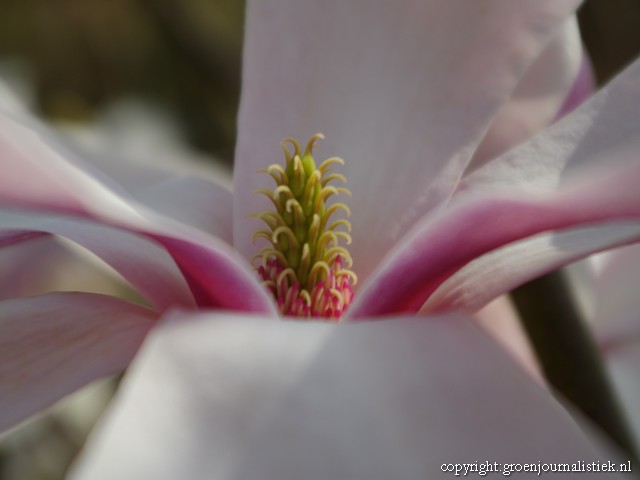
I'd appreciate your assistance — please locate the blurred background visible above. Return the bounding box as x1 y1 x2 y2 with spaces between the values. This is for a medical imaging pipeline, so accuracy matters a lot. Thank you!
1 0 640 478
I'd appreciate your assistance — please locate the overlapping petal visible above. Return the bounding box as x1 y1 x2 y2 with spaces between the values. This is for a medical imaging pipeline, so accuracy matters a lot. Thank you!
134 176 233 242
466 17 586 171
424 223 640 314
0 112 275 313
0 212 195 310
0 293 157 432
70 312 620 479
235 0 582 282
349 56 640 318
0 233 135 301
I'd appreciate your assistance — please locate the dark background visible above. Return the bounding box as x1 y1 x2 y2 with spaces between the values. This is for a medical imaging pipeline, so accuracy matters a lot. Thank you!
0 0 638 165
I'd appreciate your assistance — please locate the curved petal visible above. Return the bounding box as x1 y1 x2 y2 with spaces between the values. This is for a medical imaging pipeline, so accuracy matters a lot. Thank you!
235 0 582 282
59 99 233 192
0 212 196 311
466 17 585 172
59 104 234 242
555 52 596 119
454 55 640 201
0 233 131 301
350 56 640 318
424 223 640 314
0 293 156 433
0 112 275 314
135 175 233 242
70 312 619 479
349 160 640 318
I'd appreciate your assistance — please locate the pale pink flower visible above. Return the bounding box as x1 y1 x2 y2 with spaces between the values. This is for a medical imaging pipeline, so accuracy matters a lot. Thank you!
1 0 640 477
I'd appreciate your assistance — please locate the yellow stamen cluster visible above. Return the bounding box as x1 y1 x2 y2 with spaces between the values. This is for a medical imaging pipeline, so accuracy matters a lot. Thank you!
252 134 357 319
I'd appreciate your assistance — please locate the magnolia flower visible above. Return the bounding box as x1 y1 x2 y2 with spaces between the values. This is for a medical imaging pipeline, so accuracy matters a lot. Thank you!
2 0 640 477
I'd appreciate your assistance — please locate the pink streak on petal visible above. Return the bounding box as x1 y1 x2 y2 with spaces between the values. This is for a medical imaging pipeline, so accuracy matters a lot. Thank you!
349 56 640 319
554 52 596 119
349 163 640 319
0 229 48 247
0 113 276 314
235 0 582 284
153 235 272 311
0 292 157 432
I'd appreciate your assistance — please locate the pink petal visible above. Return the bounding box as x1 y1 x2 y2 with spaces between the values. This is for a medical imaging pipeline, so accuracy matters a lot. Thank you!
454 56 640 203
350 173 640 318
424 223 640 314
0 112 275 313
71 312 619 479
350 56 640 318
0 292 156 432
0 212 196 311
234 0 581 282
61 113 234 242
555 52 596 119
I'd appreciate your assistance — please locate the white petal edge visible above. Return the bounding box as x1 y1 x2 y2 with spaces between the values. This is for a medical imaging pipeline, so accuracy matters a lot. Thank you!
424 222 640 314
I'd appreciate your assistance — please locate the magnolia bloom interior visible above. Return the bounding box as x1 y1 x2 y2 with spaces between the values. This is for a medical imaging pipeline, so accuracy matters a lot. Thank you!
2 0 640 477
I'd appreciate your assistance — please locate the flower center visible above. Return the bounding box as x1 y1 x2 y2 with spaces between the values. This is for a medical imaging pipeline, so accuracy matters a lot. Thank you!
251 133 356 320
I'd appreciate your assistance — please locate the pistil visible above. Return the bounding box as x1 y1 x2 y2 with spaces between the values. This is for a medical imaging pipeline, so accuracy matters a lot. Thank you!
252 134 356 319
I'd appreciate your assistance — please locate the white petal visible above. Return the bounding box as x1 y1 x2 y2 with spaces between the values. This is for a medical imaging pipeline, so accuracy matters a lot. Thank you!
467 17 587 171
0 293 156 432
72 312 619 479
235 0 582 282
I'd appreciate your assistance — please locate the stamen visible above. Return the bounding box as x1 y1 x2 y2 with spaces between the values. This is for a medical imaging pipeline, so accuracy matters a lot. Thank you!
252 134 356 320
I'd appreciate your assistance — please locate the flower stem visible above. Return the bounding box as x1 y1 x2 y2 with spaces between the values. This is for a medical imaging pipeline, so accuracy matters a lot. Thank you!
511 270 638 461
